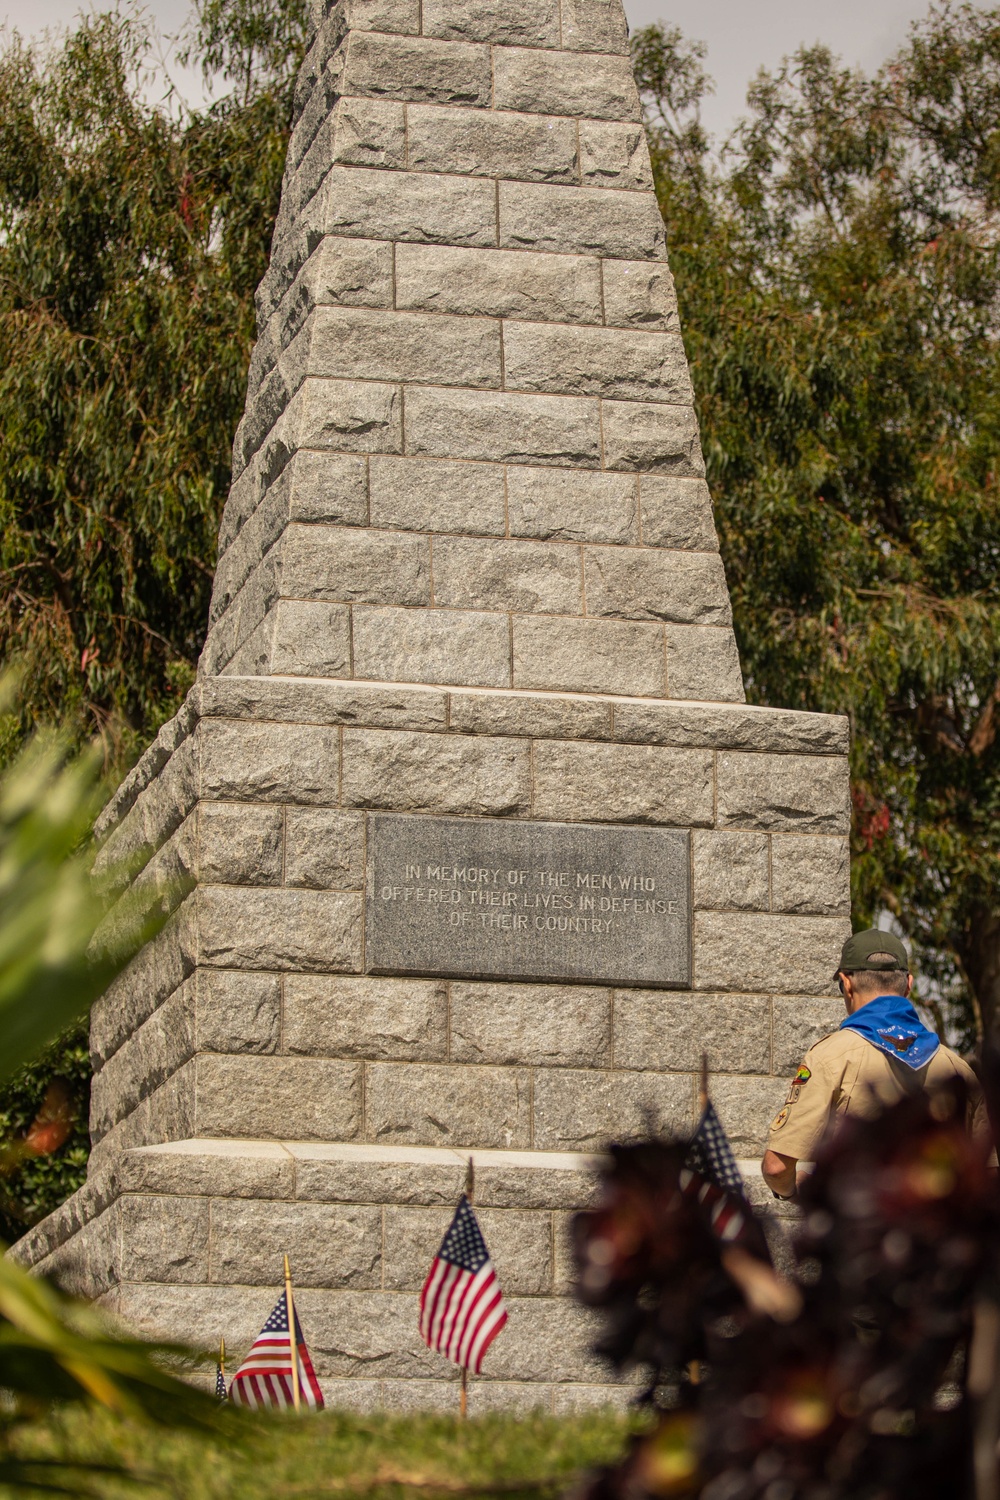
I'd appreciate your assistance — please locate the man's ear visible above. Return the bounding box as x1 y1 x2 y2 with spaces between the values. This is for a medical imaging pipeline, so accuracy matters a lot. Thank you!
905 972 914 997
838 971 854 1012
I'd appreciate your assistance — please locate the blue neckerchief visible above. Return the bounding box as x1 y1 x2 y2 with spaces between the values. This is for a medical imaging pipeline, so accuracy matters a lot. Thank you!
840 993 940 1070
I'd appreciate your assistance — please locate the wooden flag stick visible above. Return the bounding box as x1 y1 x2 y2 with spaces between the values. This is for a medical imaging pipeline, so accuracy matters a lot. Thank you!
460 1156 475 1420
284 1253 302 1413
219 1335 226 1378
699 1051 709 1114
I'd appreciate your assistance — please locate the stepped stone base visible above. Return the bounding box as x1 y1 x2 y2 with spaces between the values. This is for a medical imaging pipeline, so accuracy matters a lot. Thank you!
12 1138 794 1409
10 675 835 1404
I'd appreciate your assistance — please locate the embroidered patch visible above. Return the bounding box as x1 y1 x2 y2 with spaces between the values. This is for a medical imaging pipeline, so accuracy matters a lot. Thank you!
771 1107 790 1131
794 1065 812 1085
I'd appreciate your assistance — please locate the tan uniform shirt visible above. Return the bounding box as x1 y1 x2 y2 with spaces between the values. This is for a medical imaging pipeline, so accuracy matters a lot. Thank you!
766 1027 986 1162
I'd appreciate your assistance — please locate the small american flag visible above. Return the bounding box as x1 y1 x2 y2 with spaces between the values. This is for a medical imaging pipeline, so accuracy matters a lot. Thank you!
215 1363 228 1401
681 1100 751 1243
419 1195 508 1373
228 1291 325 1411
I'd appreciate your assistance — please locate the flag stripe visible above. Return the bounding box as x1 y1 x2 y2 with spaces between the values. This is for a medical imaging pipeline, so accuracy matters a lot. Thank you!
456 1272 500 1366
449 1264 491 1362
465 1289 506 1372
430 1263 463 1348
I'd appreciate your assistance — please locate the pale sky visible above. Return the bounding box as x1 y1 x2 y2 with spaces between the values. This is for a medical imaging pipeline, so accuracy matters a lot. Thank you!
3 0 943 137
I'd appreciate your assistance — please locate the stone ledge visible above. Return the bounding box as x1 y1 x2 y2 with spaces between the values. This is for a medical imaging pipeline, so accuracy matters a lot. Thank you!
92 678 847 843
11 1136 790 1286
197 677 848 751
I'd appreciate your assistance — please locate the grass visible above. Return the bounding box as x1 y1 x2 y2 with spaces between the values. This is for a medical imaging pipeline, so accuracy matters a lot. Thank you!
0 1406 641 1499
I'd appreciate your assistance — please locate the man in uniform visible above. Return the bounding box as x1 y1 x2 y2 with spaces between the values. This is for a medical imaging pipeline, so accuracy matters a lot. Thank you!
762 928 986 1200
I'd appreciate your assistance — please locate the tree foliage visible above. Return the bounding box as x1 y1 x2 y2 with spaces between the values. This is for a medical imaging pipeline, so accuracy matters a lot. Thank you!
0 1 306 767
0 1023 91 1245
634 4 1000 1045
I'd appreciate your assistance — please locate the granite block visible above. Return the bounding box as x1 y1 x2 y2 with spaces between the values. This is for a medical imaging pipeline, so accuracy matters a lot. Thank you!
431 537 582 614
369 456 506 535
295 305 501 388
450 982 611 1067
280 523 430 604
195 1055 363 1140
365 1063 531 1148
560 0 631 52
341 728 530 815
531 741 714 825
197 886 363 972
492 47 639 119
584 546 731 624
602 260 679 331
601 399 704 474
339 32 491 106
406 104 577 182
770 834 851 915
329 96 407 169
321 165 496 246
200 720 340 804
196 968 282 1054
284 808 366 889
421 0 561 45
284 975 448 1060
532 1068 693 1149
404 386 601 467
667 625 745 702
447 690 611 741
344 0 420 30
198 802 284 886
352 605 512 688
210 1200 382 1287
283 376 404 455
717 753 850 834
639 476 718 549
694 913 851 995
394 245 602 324
507 466 638 544
692 830 770 911
512 615 665 696
612 991 771 1073
499 182 664 259
119 1195 209 1284
579 121 652 189
503 322 691 403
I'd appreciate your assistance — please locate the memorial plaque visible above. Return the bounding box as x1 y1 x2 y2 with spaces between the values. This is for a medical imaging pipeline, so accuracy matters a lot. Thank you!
365 814 691 987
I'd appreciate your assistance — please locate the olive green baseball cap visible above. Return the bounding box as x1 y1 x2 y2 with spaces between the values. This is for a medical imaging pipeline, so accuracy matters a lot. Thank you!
835 928 909 976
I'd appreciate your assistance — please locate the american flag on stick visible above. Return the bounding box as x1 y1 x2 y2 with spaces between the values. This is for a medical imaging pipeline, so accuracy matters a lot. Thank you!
419 1192 508 1375
228 1273 324 1411
680 1092 752 1245
681 1060 800 1323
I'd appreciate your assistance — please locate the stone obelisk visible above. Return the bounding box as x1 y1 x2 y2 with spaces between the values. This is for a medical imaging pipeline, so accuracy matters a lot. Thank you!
14 0 851 1410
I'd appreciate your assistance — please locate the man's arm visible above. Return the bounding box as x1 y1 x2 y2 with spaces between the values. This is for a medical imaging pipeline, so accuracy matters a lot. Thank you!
762 1149 797 1198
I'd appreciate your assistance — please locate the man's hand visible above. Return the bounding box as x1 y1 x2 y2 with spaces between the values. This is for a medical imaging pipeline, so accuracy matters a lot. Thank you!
762 1149 797 1199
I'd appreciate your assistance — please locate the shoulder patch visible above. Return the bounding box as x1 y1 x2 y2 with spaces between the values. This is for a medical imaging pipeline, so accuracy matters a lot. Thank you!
771 1107 789 1131
794 1065 811 1085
